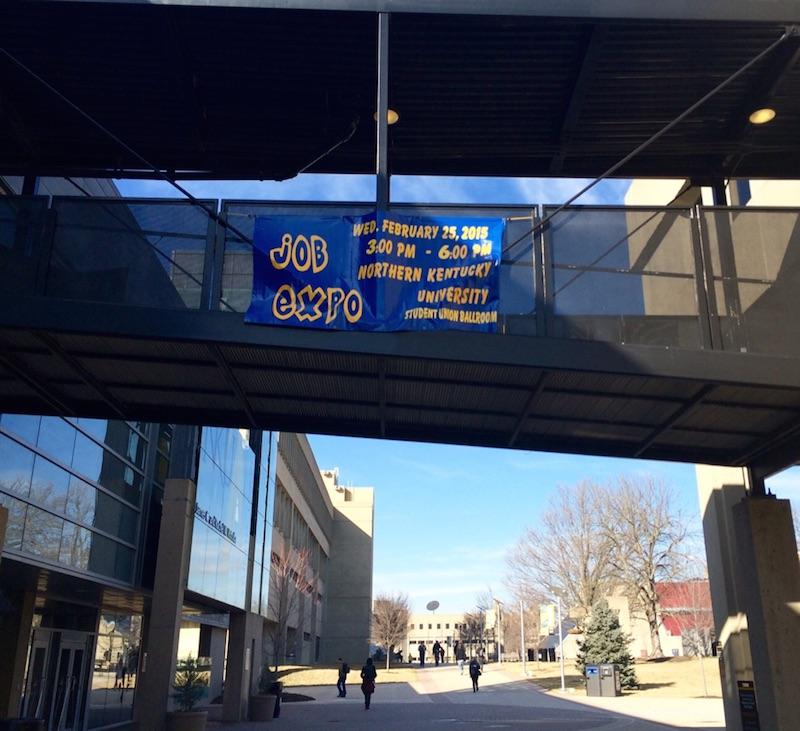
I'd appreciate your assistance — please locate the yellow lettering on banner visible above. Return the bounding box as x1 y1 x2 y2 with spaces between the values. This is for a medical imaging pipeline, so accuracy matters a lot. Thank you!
379 219 441 240
357 262 422 282
273 284 296 320
416 287 491 306
426 262 493 283
397 241 416 259
271 285 363 324
270 233 328 273
353 220 377 236
326 288 345 324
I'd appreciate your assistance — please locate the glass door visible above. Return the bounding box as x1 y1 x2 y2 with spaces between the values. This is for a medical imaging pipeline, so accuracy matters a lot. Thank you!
22 632 50 719
49 636 90 731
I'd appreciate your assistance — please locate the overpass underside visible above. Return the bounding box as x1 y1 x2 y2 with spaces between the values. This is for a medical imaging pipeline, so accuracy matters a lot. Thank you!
2 197 800 475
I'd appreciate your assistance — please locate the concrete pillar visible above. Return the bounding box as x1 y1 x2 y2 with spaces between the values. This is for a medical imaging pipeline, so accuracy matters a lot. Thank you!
697 465 800 731
133 479 196 731
732 496 800 731
204 626 227 704
222 611 263 722
0 506 7 557
0 589 35 719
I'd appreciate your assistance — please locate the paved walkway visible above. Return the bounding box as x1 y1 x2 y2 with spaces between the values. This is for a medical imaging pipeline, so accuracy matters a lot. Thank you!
208 664 725 730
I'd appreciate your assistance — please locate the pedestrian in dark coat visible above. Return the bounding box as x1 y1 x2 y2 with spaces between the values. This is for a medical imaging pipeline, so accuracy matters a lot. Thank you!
468 657 481 692
418 641 426 667
361 657 377 709
456 642 467 674
336 658 349 697
432 640 441 666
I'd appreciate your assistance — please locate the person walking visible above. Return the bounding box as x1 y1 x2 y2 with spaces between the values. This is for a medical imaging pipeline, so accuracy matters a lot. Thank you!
418 641 426 668
360 657 377 710
336 658 350 697
432 640 441 667
456 641 467 675
468 657 481 692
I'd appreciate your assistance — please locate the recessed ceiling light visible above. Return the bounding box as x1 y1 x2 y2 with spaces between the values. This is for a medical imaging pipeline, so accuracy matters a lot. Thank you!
749 108 776 125
374 109 400 125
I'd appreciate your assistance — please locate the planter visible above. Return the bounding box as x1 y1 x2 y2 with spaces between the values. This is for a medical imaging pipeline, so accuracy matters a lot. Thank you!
249 694 276 722
165 710 208 731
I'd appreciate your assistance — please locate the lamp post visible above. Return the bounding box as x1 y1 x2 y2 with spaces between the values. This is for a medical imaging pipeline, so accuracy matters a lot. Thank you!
556 596 566 692
520 600 527 676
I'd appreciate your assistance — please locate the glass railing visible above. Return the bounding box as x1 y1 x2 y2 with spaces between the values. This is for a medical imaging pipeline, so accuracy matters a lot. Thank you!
3 195 800 358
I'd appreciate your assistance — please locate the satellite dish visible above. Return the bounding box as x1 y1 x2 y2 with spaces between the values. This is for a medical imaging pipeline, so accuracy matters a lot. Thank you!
426 600 440 612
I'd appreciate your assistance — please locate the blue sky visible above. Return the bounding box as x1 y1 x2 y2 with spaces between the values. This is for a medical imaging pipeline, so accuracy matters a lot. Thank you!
117 171 800 614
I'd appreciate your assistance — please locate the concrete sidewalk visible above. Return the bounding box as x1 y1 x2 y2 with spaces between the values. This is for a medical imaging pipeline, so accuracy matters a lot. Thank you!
231 663 725 729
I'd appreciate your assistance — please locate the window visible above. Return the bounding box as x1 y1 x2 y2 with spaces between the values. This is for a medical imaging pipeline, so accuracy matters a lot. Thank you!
88 613 142 728
446 624 450 629
0 435 35 498
437 624 441 629
428 624 432 630
419 624 423 630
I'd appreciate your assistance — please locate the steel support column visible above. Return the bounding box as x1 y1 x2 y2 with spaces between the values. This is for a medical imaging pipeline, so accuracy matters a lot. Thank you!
375 12 390 210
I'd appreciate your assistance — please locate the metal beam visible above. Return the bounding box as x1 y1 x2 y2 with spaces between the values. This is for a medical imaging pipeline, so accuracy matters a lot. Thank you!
634 384 716 458
508 373 547 447
549 25 608 175
5 296 800 391
378 359 387 437
0 345 75 417
209 344 258 429
36 332 129 420
737 413 800 473
375 12 390 210
32 0 800 23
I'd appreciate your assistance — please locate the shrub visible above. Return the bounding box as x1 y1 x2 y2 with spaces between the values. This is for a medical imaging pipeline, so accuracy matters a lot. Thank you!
172 656 207 712
575 600 638 689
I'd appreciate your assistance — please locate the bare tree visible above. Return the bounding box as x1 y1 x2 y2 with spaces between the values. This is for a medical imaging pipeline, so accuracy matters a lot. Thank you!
372 593 410 670
459 611 484 657
501 598 540 662
266 544 314 671
602 476 687 658
505 481 614 619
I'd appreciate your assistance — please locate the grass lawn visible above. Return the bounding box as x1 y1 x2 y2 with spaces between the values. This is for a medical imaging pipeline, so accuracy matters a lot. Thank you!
520 657 721 698
276 663 418 687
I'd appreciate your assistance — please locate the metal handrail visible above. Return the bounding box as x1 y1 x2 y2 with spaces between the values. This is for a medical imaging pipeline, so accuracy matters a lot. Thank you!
5 196 800 356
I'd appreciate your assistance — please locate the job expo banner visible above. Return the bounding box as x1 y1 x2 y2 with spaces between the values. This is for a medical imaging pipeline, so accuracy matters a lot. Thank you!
245 211 504 332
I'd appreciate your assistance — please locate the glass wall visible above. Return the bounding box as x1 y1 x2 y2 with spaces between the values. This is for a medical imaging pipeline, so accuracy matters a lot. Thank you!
187 427 255 609
252 431 277 616
88 612 143 728
0 414 146 584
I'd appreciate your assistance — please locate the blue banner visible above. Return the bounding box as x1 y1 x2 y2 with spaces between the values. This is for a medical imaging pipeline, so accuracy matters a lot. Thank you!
245 211 504 332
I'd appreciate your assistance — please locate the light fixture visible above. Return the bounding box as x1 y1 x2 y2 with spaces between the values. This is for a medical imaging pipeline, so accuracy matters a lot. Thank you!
374 108 400 125
748 107 776 125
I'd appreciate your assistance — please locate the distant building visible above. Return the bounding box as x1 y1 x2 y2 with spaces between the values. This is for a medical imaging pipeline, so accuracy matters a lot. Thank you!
405 599 504 663
319 467 374 664
538 581 714 663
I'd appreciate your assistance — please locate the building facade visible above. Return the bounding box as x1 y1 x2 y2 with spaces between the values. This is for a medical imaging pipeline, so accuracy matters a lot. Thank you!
404 600 503 663
0 415 373 731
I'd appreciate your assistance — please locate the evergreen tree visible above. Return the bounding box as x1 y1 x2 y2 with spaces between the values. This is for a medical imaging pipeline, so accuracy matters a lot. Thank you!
575 600 638 689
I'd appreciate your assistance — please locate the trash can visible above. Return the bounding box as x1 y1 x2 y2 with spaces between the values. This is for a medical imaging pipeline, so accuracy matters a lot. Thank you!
585 665 601 696
598 663 621 697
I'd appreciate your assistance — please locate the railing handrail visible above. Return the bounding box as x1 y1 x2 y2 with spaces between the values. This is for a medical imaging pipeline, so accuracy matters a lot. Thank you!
5 195 800 357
